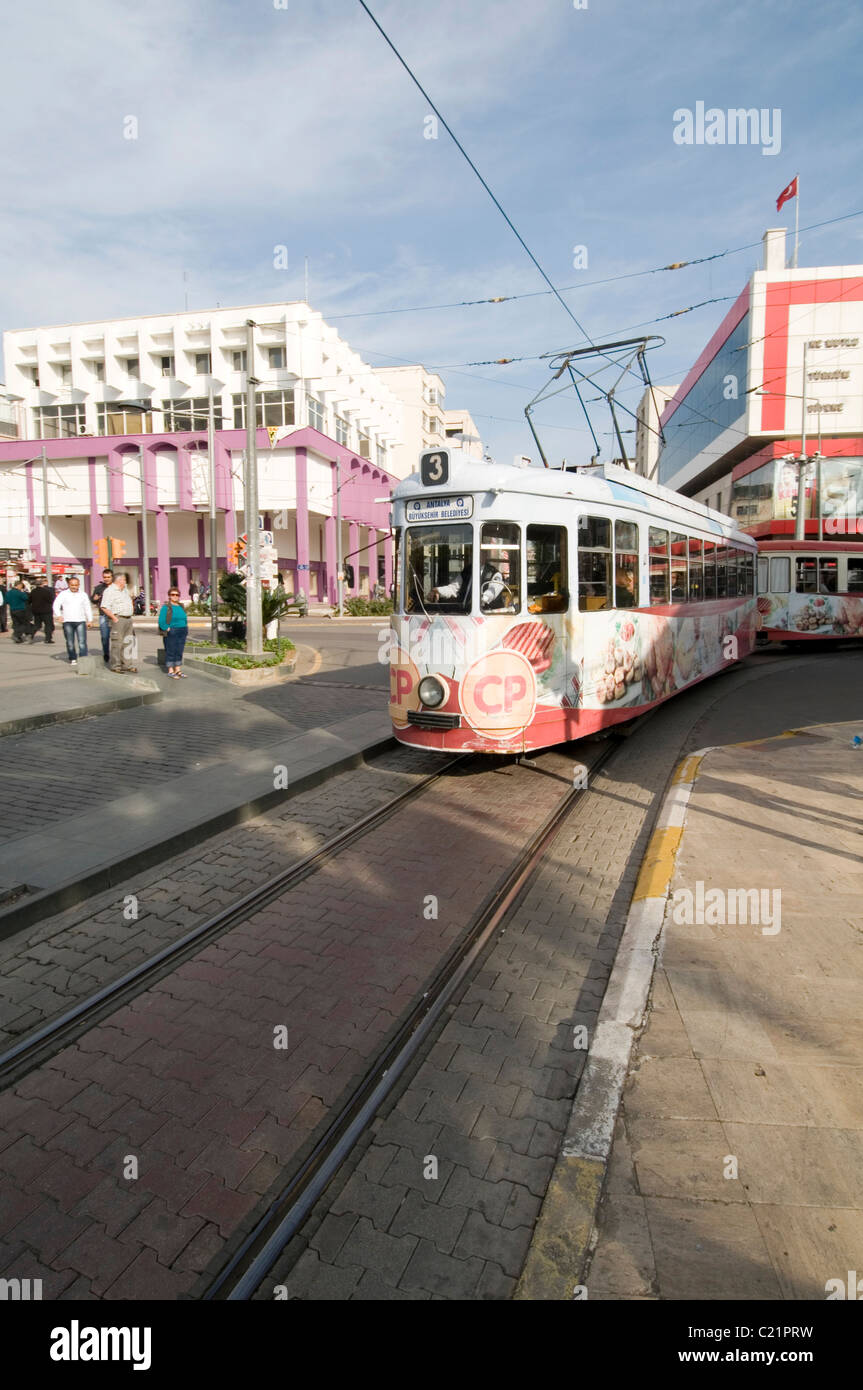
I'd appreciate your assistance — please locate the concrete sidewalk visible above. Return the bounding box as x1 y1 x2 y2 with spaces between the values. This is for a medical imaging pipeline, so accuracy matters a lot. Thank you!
0 629 161 735
584 720 863 1300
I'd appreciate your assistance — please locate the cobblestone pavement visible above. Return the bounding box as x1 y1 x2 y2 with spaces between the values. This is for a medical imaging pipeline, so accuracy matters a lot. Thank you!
262 650 863 1300
0 747 576 1299
0 744 443 1046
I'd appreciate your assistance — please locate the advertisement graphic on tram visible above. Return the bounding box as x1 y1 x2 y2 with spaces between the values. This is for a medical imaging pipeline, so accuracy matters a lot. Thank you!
388 451 757 753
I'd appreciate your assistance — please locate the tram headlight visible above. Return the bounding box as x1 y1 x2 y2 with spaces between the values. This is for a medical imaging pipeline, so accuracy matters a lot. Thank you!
418 675 446 708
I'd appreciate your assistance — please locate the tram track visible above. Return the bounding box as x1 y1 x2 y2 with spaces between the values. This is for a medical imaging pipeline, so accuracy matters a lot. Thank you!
0 753 468 1092
200 735 623 1300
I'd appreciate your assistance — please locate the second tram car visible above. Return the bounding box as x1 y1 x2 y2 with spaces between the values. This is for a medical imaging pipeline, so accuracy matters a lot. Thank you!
756 539 863 643
388 450 758 752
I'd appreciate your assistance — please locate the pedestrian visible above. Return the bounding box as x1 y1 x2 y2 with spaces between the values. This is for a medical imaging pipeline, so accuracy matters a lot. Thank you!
100 572 138 673
158 586 189 679
6 582 34 643
90 567 115 664
189 581 199 602
53 576 92 665
30 580 57 643
0 581 7 634
54 573 68 594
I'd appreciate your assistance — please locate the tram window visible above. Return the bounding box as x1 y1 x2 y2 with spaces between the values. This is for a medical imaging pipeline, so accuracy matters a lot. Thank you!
703 541 716 600
757 557 768 594
527 524 568 613
649 527 669 604
818 557 838 594
406 523 472 612
578 515 611 611
795 557 817 593
479 522 521 613
848 558 863 592
688 537 703 601
670 533 688 602
614 520 638 608
716 547 728 599
726 550 738 598
769 556 790 592
742 553 755 596
393 527 402 609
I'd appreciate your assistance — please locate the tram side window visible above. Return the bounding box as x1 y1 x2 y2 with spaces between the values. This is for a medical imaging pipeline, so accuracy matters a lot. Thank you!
795 556 817 593
726 549 737 599
578 515 612 611
614 520 639 607
688 538 703 601
527 524 568 613
848 558 863 592
406 523 472 612
742 552 755 596
670 533 688 602
818 557 838 594
649 527 669 604
703 541 716 600
716 546 728 599
480 522 521 613
757 557 768 594
769 556 791 592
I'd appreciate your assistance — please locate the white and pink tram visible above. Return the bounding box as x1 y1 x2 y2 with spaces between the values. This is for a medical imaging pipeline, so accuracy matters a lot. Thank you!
388 449 758 753
756 539 863 643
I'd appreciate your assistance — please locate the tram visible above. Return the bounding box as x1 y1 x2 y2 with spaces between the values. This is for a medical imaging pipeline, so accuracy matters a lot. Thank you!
388 449 758 753
756 539 863 643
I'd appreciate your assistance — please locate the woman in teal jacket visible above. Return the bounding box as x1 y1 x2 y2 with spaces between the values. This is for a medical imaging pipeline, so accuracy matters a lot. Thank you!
158 587 189 678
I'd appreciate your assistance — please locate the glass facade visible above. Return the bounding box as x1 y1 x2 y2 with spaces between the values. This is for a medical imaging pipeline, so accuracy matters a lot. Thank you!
657 312 750 486
731 454 863 529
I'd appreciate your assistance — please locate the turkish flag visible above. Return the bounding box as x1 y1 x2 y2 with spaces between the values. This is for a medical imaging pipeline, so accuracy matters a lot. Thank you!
776 176 798 212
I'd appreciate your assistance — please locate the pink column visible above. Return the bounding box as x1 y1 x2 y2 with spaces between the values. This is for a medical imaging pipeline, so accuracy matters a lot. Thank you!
325 514 336 604
197 516 207 585
348 521 359 594
295 447 310 594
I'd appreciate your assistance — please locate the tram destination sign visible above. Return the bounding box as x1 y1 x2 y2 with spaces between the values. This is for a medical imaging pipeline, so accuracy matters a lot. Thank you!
407 495 473 522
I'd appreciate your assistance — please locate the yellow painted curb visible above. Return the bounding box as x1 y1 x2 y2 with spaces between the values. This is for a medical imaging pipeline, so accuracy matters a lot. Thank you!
514 1156 604 1300
632 825 683 901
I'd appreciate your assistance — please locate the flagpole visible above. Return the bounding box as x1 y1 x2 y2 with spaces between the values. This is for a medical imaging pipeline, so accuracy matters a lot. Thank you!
792 173 799 268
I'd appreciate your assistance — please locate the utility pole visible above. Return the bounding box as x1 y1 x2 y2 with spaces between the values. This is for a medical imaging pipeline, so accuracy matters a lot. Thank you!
140 451 151 614
794 342 808 541
336 461 343 617
207 381 219 646
40 446 52 585
244 320 264 656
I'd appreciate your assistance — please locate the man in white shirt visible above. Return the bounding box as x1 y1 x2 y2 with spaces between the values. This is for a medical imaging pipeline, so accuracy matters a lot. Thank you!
100 573 138 673
53 576 93 665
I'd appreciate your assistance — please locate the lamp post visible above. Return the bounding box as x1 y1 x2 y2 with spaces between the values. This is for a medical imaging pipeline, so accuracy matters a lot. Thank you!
41 445 52 585
244 320 264 656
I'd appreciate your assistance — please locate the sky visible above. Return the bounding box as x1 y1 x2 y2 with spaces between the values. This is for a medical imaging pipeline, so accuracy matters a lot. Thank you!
2 0 862 467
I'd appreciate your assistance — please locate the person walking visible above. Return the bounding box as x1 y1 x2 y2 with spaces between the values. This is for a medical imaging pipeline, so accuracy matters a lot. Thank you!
30 580 56 643
158 586 189 678
90 566 115 664
53 576 92 665
0 581 7 634
6 582 34 643
100 572 137 673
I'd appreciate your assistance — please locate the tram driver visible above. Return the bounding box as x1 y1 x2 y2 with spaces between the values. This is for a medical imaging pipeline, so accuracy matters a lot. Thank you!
430 558 506 609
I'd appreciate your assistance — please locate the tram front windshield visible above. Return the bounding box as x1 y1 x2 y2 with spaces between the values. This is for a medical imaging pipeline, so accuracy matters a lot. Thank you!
406 524 472 612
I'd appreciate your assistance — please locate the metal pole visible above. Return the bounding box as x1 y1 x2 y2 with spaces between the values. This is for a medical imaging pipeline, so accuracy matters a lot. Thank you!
140 451 151 614
208 381 219 647
41 446 52 585
336 461 343 617
244 320 264 656
795 341 808 541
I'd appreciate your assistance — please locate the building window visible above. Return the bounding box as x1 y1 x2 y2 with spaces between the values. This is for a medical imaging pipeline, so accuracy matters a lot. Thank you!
267 346 286 369
194 352 212 375
308 396 325 432
57 364 72 385
160 355 175 377
125 357 140 377
97 403 154 435
33 403 88 439
335 416 349 446
376 443 386 469
428 416 440 435
29 367 40 386
358 433 370 459
232 389 294 429
162 397 223 431
92 360 105 382
231 350 247 372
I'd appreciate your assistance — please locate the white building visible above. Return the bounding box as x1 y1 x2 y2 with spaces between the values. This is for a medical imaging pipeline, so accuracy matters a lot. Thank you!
373 365 449 477
443 406 484 459
635 383 680 481
0 385 19 439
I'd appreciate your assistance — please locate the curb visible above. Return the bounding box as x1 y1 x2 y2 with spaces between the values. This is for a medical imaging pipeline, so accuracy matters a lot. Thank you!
0 685 162 738
514 747 713 1300
0 732 396 940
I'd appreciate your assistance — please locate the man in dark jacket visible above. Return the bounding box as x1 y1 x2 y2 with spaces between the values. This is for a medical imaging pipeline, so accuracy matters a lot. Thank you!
90 567 114 664
6 582 34 643
30 581 56 643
